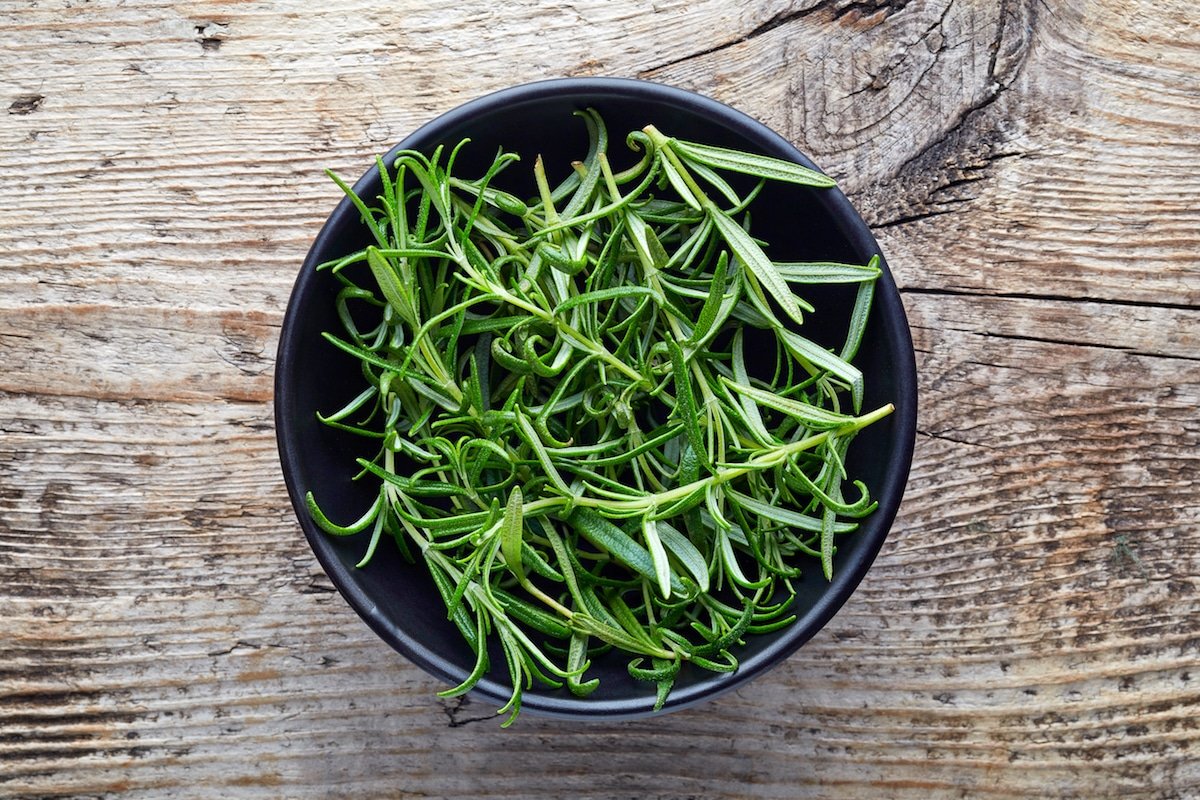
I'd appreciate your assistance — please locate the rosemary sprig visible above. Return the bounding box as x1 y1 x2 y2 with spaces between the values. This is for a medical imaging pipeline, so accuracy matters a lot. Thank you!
306 109 893 725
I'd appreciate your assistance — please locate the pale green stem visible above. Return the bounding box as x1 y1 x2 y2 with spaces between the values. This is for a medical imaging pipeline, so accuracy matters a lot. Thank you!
522 403 894 517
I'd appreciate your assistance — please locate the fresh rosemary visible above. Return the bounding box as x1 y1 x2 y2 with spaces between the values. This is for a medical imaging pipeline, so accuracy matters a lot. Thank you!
306 109 893 725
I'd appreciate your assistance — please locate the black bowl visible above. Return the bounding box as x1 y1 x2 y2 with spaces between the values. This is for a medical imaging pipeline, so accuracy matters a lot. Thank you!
275 77 917 720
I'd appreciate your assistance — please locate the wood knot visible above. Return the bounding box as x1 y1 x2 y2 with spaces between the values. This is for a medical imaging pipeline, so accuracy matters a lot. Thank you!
9 94 45 115
194 21 229 52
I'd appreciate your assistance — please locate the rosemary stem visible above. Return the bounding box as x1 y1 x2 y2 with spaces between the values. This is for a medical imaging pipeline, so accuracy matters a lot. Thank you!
642 126 713 210
520 404 895 518
520 577 575 619
482 282 650 386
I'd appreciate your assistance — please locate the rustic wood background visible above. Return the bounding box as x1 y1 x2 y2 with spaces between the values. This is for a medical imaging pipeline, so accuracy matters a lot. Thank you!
2 0 1197 797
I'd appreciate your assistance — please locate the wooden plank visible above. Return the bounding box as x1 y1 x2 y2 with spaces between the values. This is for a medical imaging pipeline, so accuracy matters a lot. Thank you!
0 306 277 403
645 0 1200 306
3 287 1196 796
1 0 1198 797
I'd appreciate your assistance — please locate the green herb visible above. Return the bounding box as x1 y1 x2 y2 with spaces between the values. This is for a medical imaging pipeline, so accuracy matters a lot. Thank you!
306 109 892 725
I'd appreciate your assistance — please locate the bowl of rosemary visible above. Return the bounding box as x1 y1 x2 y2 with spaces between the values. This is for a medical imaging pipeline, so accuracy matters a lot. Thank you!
276 77 917 723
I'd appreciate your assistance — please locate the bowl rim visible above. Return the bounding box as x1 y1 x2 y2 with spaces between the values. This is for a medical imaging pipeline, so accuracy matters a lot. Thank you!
276 76 918 721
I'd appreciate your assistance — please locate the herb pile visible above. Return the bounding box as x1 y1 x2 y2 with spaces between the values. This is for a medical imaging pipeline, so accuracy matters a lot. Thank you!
307 110 893 724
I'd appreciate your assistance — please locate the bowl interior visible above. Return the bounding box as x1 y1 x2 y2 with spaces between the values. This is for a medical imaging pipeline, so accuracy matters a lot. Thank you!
276 78 917 720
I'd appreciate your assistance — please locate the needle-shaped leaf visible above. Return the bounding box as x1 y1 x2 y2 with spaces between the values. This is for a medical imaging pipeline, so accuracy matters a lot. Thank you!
354 512 387 568
355 462 464 499
568 509 685 596
560 108 607 219
625 210 670 273
493 587 571 638
669 138 837 188
721 376 857 429
660 152 702 211
449 176 529 217
655 520 710 593
566 633 600 697
570 613 672 659
515 409 571 496
779 328 865 412
684 250 729 349
840 256 879 362
326 169 389 248
437 608 490 698
627 657 680 682
715 526 751 589
553 285 656 315
320 331 401 372
666 337 709 471
730 329 773 445
366 246 415 322
820 488 840 581
500 486 525 582
689 600 754 657
642 515 672 599
725 488 857 534
686 159 742 207
306 490 383 537
400 152 451 222
316 385 378 425
775 258 882 284
425 559 483 651
710 208 813 327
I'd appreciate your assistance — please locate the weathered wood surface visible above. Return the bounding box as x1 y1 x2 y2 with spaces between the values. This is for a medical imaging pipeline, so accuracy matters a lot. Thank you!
2 0 1198 797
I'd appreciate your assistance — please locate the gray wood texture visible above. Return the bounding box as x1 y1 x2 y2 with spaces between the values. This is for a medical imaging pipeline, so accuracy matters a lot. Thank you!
2 0 1197 797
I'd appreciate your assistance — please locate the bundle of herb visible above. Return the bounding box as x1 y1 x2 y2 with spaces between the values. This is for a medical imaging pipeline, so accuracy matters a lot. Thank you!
306 110 893 725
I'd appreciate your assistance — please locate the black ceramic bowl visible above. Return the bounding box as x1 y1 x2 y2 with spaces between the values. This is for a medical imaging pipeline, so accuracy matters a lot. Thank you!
276 77 917 720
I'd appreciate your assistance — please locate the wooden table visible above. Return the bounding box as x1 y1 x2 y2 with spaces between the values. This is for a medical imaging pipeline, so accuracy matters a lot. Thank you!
3 1 1197 797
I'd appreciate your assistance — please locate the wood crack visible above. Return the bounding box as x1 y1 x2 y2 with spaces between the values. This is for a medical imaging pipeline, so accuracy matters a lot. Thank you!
917 428 995 449
206 640 288 658
640 6 822 74
640 0 910 76
973 330 1200 363
981 330 1133 353
901 286 1200 313
440 696 496 728
873 201 968 229
826 0 913 23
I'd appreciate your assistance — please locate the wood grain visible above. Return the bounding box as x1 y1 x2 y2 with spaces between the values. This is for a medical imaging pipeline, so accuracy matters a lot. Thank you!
2 0 1198 797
